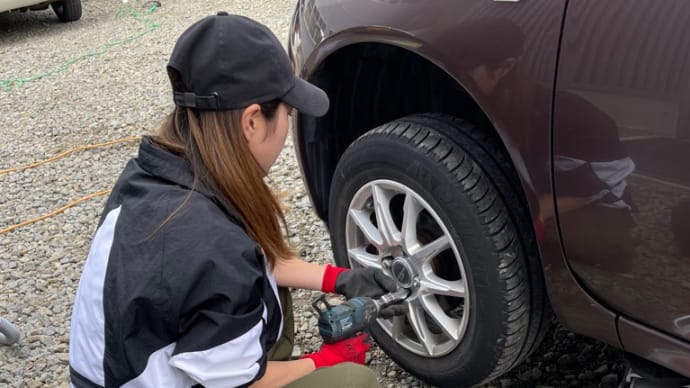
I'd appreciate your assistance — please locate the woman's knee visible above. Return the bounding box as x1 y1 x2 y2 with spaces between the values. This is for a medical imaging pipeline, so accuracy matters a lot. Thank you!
332 363 379 387
285 362 379 388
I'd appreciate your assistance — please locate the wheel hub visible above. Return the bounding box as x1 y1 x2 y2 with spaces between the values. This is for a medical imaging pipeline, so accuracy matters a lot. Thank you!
391 257 416 288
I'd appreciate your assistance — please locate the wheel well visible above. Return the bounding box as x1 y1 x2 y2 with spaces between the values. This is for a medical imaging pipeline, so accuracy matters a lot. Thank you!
299 43 505 219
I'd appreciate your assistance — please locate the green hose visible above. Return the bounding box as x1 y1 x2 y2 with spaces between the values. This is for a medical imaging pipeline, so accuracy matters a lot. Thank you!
0 4 161 91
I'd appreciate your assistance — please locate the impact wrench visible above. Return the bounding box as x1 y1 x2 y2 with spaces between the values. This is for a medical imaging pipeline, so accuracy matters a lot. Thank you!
312 288 409 343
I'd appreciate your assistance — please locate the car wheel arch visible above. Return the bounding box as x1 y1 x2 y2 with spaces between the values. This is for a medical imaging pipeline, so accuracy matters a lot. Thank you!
293 37 543 240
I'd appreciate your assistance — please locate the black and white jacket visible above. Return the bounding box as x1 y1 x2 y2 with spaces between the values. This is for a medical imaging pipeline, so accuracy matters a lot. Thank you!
69 138 283 388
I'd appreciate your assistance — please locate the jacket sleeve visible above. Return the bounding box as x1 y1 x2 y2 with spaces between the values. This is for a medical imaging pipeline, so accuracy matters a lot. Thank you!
164 220 270 388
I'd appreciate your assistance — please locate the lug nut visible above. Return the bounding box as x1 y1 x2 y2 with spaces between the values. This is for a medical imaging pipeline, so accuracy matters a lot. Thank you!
381 256 394 269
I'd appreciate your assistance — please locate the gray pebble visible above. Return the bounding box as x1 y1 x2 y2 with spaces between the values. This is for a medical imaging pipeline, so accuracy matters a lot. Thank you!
601 373 619 386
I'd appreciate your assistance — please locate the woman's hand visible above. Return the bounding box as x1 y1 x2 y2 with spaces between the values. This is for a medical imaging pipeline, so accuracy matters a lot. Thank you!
334 266 397 299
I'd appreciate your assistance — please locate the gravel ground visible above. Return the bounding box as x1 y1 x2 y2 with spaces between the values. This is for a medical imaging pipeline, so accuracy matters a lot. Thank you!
0 1 627 387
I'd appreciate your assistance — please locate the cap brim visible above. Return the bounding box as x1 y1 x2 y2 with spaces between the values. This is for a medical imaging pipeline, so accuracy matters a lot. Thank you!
282 77 330 117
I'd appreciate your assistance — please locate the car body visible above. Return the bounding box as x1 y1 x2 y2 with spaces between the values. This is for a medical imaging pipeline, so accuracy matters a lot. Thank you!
288 0 690 386
0 0 81 22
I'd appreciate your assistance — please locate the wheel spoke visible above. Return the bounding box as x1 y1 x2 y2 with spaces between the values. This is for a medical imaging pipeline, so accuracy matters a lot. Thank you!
349 208 384 250
372 185 401 248
420 293 462 341
419 273 466 298
408 299 435 355
389 309 407 340
400 192 422 253
410 234 451 263
348 247 381 269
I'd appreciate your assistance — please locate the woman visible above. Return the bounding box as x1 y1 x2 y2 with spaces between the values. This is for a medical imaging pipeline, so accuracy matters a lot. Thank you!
68 12 396 388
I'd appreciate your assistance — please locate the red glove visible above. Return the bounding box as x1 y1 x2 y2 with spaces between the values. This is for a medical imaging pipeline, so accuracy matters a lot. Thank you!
302 333 371 368
321 264 349 293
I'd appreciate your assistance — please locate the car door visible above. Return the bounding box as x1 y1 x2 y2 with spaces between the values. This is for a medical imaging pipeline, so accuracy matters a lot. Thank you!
553 0 690 343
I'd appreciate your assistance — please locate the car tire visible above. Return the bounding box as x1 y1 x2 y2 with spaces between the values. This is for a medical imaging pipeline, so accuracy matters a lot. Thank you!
328 113 551 387
51 0 81 22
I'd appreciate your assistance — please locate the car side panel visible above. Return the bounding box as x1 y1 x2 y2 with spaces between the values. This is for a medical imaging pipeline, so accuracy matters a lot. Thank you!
554 0 690 354
0 0 55 13
291 0 623 348
619 317 690 378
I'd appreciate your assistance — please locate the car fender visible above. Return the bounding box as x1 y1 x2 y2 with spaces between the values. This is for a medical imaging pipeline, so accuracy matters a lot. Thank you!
292 2 623 349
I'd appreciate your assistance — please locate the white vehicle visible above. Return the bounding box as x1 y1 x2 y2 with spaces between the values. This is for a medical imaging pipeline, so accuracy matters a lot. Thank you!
0 0 81 22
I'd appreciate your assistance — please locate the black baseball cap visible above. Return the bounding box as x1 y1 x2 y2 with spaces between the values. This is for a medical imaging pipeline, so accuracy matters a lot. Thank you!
167 12 329 117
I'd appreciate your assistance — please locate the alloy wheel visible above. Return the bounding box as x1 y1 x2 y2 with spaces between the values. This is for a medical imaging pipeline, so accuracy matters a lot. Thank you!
345 179 470 357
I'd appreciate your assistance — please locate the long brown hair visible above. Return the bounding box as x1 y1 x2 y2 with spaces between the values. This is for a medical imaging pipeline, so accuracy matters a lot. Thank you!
152 82 294 268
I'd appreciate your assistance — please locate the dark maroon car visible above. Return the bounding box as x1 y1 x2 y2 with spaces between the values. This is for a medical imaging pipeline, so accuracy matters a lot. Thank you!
288 1 690 387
